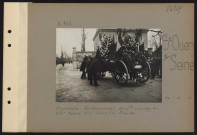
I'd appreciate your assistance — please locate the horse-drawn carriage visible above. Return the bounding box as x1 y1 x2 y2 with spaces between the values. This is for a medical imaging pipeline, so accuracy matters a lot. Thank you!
94 29 151 86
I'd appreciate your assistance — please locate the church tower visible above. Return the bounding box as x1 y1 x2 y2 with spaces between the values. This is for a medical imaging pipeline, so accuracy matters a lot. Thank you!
81 28 86 52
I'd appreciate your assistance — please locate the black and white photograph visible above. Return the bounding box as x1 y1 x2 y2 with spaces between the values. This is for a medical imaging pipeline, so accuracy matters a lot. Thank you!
56 28 162 102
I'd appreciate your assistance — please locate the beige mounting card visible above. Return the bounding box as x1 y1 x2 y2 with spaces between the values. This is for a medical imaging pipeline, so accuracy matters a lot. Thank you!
3 2 28 132
2 2 194 132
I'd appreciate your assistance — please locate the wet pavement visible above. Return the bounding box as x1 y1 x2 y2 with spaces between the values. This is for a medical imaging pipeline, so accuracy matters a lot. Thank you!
56 63 162 102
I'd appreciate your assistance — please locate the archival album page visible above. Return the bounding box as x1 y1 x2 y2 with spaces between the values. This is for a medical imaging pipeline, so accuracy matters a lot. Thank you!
2 3 194 132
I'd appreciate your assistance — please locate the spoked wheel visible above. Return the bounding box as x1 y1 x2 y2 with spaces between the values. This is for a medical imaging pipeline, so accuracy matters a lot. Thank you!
141 61 151 82
113 60 129 86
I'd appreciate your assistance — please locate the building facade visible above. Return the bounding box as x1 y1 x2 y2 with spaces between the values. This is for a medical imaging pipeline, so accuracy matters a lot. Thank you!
72 47 95 69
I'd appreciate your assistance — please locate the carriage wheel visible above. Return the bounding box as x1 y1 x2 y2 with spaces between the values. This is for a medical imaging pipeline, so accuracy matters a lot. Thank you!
142 61 151 82
114 60 129 86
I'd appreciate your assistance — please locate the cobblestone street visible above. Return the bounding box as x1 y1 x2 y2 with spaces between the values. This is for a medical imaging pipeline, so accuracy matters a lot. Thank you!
56 64 162 102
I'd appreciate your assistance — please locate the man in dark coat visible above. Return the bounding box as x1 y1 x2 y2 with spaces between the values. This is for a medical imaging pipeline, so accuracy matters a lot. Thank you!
150 57 157 79
86 57 92 81
80 57 87 79
86 57 102 86
155 57 162 78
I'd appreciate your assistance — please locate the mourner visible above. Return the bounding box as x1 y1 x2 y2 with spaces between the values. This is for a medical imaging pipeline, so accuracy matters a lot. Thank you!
80 57 87 79
150 57 157 79
155 57 162 78
86 56 92 80
86 57 99 86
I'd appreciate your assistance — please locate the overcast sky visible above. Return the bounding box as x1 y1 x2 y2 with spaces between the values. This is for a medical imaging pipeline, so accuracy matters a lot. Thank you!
56 28 97 57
